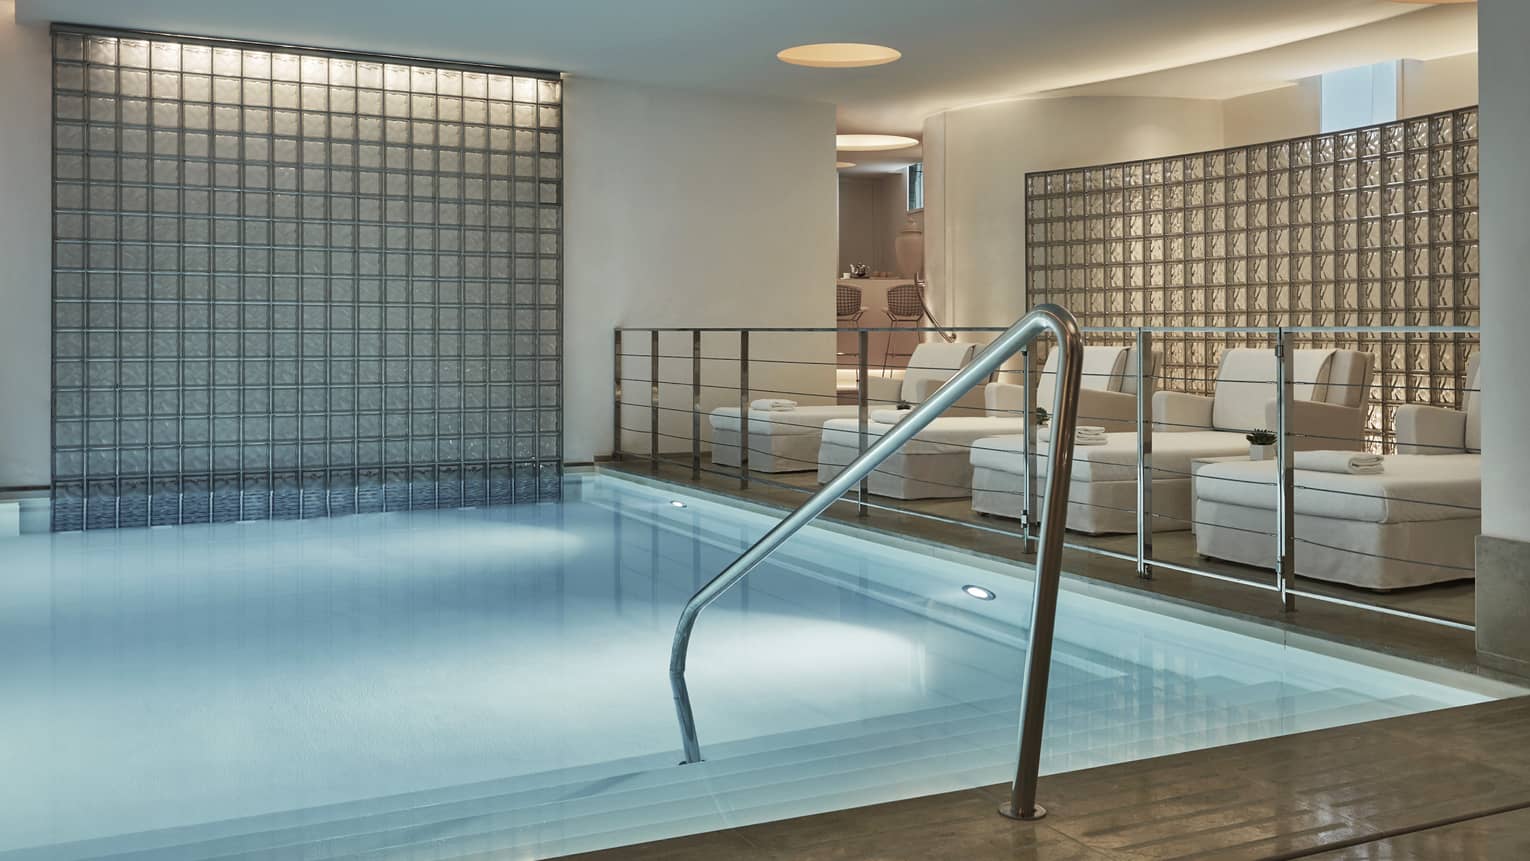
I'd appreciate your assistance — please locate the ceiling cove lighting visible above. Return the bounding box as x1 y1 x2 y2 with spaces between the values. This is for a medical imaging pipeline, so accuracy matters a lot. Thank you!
836 161 857 169
777 43 901 68
835 134 918 152
962 585 997 601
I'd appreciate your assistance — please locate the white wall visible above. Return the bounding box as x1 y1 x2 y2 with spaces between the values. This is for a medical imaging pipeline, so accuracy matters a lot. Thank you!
922 96 1225 330
1402 52 1479 118
0 0 51 490
1223 79 1321 147
563 77 837 462
837 173 908 276
1478 5 1529 542
1222 53 1478 148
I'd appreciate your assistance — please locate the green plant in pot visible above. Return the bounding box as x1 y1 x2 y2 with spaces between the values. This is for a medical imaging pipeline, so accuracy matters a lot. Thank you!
1035 406 1050 427
1245 428 1277 461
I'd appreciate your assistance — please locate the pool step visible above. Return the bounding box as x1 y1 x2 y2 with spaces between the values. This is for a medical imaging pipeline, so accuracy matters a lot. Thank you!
36 675 1426 861
257 689 1428 861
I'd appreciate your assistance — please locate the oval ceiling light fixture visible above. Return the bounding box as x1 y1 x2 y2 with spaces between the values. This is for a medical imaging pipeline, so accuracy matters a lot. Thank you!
777 43 901 69
836 161 857 169
835 134 918 152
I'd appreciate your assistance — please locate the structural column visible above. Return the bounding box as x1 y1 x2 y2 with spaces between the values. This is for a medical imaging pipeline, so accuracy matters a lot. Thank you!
1475 0 1530 673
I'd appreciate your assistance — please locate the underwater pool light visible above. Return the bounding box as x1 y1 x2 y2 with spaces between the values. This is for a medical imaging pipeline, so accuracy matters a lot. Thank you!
962 584 996 601
670 500 688 509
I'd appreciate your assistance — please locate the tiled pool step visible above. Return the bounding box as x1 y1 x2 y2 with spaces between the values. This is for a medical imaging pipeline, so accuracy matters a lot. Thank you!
27 672 1437 861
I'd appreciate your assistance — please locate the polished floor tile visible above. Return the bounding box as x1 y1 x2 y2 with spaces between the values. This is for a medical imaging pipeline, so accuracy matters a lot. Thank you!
568 697 1530 861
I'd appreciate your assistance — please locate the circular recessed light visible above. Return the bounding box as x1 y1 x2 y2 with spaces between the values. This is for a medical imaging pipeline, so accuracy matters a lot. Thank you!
963 585 996 601
777 43 901 69
670 500 687 509
835 134 918 152
836 161 857 169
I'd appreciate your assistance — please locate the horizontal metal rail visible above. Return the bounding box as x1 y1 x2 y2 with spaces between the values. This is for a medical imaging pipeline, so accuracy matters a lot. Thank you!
665 305 1085 823
616 321 1481 636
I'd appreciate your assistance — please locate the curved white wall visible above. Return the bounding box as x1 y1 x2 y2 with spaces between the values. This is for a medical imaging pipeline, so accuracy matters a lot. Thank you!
922 96 1225 329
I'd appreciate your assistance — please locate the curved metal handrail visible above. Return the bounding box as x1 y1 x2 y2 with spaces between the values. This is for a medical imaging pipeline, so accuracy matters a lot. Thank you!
667 303 1085 822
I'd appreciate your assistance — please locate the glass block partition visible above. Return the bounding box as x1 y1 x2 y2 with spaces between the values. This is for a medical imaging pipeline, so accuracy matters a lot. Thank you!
50 26 563 530
1026 107 1479 448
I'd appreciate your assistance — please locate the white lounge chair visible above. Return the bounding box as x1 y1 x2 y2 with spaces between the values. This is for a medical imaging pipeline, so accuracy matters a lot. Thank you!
971 347 1375 534
1194 355 1481 590
708 341 981 473
816 345 1153 500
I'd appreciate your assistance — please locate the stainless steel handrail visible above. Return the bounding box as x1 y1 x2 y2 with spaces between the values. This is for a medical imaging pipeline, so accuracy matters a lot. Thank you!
665 304 1085 822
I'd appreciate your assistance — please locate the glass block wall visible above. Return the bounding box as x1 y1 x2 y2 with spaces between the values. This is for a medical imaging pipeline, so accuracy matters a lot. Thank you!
1026 107 1479 448
50 26 563 530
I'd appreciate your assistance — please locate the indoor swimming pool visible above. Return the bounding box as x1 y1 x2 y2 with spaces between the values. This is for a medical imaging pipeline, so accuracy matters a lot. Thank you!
0 472 1517 860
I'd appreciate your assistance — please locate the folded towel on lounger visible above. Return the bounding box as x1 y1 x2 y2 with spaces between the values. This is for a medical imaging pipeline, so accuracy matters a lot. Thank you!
1292 451 1384 475
751 398 798 411
1074 426 1108 446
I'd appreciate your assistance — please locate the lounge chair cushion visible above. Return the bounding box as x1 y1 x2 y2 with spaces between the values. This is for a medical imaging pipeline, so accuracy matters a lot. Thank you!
1036 346 1127 412
970 430 1250 483
1211 349 1279 432
902 342 979 404
709 405 854 437
822 416 1028 456
1465 355 1482 454
1195 453 1480 524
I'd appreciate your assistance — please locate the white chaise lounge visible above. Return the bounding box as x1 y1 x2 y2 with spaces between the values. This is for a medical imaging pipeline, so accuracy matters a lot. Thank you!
971 347 1375 534
1193 355 1481 590
709 341 980 473
816 345 1153 500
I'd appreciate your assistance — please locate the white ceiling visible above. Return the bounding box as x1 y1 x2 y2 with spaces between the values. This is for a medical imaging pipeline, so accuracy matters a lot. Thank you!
19 0 1471 143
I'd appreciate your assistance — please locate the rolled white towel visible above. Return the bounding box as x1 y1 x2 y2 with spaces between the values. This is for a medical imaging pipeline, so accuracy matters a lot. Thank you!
1293 450 1384 475
871 408 912 425
750 398 797 411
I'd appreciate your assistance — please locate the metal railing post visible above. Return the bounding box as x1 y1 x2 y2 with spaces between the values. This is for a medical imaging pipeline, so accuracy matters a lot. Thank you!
1135 330 1153 579
612 329 622 462
1021 347 1037 554
668 307 1084 828
857 329 869 517
1275 330 1297 612
691 329 702 480
738 331 750 489
650 330 660 473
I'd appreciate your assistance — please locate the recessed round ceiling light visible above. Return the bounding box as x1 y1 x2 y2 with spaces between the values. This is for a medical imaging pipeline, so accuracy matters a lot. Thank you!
835 134 918 152
777 43 901 68
836 161 857 169
963 585 997 601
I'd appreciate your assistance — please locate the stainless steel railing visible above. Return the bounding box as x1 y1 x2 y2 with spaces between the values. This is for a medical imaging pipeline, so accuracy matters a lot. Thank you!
665 304 1085 822
614 321 1480 635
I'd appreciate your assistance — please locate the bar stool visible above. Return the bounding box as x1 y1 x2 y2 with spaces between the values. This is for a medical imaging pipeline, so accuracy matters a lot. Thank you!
836 283 867 325
882 282 925 369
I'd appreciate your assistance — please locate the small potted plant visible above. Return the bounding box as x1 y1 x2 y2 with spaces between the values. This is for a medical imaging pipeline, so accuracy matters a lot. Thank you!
1034 406 1050 428
1246 429 1277 461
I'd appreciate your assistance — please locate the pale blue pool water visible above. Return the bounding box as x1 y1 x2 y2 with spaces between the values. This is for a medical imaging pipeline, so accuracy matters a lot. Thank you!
0 473 1515 860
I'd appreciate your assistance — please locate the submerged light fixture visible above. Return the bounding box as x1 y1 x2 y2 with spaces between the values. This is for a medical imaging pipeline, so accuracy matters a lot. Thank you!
777 43 901 68
835 134 919 152
963 585 997 601
670 500 688 509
